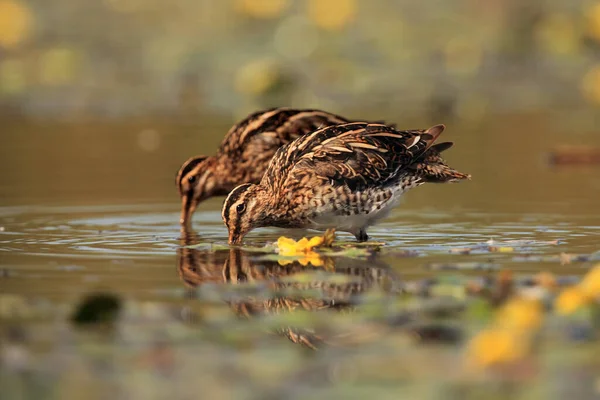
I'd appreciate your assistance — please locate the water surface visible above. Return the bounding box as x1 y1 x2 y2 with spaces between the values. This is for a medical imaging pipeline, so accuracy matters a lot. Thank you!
1 115 599 399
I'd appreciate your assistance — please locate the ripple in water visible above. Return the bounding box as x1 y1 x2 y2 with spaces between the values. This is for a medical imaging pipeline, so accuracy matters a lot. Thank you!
0 204 598 259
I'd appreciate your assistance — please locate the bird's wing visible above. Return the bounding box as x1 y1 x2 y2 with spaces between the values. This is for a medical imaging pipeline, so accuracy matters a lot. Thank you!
262 122 445 192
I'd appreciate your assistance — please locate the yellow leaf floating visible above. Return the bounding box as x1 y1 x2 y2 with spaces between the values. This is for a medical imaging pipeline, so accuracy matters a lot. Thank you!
466 264 600 370
554 265 600 315
555 286 588 315
467 328 526 368
579 265 600 298
466 295 542 370
276 229 335 267
277 236 321 256
494 297 543 332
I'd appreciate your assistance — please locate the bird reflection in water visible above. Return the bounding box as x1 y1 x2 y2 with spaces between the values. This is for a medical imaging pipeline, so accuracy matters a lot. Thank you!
177 228 402 349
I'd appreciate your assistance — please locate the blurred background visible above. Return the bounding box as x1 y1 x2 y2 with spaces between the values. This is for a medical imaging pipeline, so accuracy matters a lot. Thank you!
1 0 600 209
2 2 600 398
2 0 600 118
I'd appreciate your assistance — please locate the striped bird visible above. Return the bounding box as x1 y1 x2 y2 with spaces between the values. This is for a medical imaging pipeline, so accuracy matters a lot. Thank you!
222 122 470 244
176 107 358 226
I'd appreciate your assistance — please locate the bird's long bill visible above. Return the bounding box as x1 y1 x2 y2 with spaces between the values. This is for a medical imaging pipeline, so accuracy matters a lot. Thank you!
228 231 242 245
179 195 195 226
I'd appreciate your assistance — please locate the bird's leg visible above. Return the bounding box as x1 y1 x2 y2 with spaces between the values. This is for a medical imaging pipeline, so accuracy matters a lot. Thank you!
354 229 369 242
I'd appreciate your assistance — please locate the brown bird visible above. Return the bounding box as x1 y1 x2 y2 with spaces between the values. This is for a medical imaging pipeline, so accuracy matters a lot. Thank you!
176 107 356 226
222 122 470 244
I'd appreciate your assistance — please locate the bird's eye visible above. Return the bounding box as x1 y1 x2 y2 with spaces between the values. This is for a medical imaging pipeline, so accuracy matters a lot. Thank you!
236 203 246 214
188 175 197 184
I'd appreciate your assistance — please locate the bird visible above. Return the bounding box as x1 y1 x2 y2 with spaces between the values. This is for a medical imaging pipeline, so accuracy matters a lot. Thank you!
221 122 470 244
176 107 360 226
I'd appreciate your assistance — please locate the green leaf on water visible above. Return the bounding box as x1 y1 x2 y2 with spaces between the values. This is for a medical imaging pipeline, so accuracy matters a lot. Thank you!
320 247 375 258
237 243 278 253
332 240 387 247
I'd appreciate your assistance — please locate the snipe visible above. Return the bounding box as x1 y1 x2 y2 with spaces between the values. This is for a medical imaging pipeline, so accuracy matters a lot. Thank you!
176 107 355 226
221 122 470 244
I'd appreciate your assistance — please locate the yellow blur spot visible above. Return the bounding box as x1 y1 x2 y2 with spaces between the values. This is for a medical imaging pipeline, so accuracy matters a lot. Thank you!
308 0 356 31
581 65 600 105
0 0 33 49
38 47 79 86
579 265 600 298
467 328 526 368
278 251 324 267
555 286 588 315
494 297 543 331
235 0 289 19
586 3 600 42
0 58 26 94
535 13 579 56
276 230 335 267
235 59 279 95
553 266 600 315
488 246 514 253
277 235 324 257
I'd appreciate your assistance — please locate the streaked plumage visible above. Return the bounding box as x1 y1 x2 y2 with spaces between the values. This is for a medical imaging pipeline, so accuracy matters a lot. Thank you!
176 107 355 226
222 122 470 244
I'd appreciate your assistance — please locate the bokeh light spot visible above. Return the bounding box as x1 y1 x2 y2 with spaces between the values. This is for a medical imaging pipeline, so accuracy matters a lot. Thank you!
235 59 280 95
235 0 289 19
535 13 579 56
0 0 33 49
581 65 600 105
0 58 26 94
307 0 356 31
38 47 79 86
586 3 600 42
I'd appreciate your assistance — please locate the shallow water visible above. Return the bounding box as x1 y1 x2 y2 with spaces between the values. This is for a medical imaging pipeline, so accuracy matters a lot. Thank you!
1 115 600 398
1 202 598 298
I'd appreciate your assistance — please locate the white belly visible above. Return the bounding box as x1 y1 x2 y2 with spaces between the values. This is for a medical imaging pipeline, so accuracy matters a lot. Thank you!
309 185 410 234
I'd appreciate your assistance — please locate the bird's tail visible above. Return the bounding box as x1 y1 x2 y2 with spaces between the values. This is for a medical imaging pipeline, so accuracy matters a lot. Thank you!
409 142 471 183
